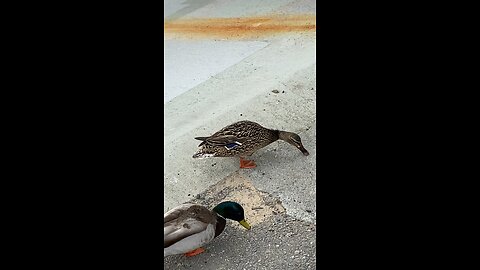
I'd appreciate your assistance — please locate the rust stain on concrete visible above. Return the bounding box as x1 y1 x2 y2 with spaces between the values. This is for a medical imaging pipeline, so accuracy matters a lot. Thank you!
164 14 316 39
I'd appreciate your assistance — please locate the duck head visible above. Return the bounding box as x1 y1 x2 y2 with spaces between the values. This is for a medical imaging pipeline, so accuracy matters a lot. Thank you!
278 131 310 156
213 201 251 230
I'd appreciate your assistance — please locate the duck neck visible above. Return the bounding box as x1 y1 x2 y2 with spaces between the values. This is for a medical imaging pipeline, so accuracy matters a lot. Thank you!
271 129 280 141
214 214 226 238
279 130 296 142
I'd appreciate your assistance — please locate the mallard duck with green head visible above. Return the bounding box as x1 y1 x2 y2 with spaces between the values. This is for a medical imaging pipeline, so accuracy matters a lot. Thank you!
193 120 309 169
164 201 251 257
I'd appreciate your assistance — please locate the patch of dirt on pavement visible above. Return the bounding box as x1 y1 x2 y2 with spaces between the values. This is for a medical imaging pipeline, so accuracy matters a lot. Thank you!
188 171 285 229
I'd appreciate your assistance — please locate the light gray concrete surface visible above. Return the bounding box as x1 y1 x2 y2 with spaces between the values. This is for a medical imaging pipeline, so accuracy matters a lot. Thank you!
164 40 268 104
165 0 294 20
240 64 317 224
164 0 316 268
164 34 316 215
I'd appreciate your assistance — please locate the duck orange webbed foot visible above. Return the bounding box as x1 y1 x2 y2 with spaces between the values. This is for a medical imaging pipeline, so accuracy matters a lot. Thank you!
184 248 205 257
240 157 256 169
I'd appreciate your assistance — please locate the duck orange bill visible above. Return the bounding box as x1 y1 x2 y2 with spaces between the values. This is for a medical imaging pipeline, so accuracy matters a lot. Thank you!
239 219 251 230
299 145 310 156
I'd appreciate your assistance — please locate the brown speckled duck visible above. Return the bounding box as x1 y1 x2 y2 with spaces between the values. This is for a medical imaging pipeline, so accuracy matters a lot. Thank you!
192 120 309 169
